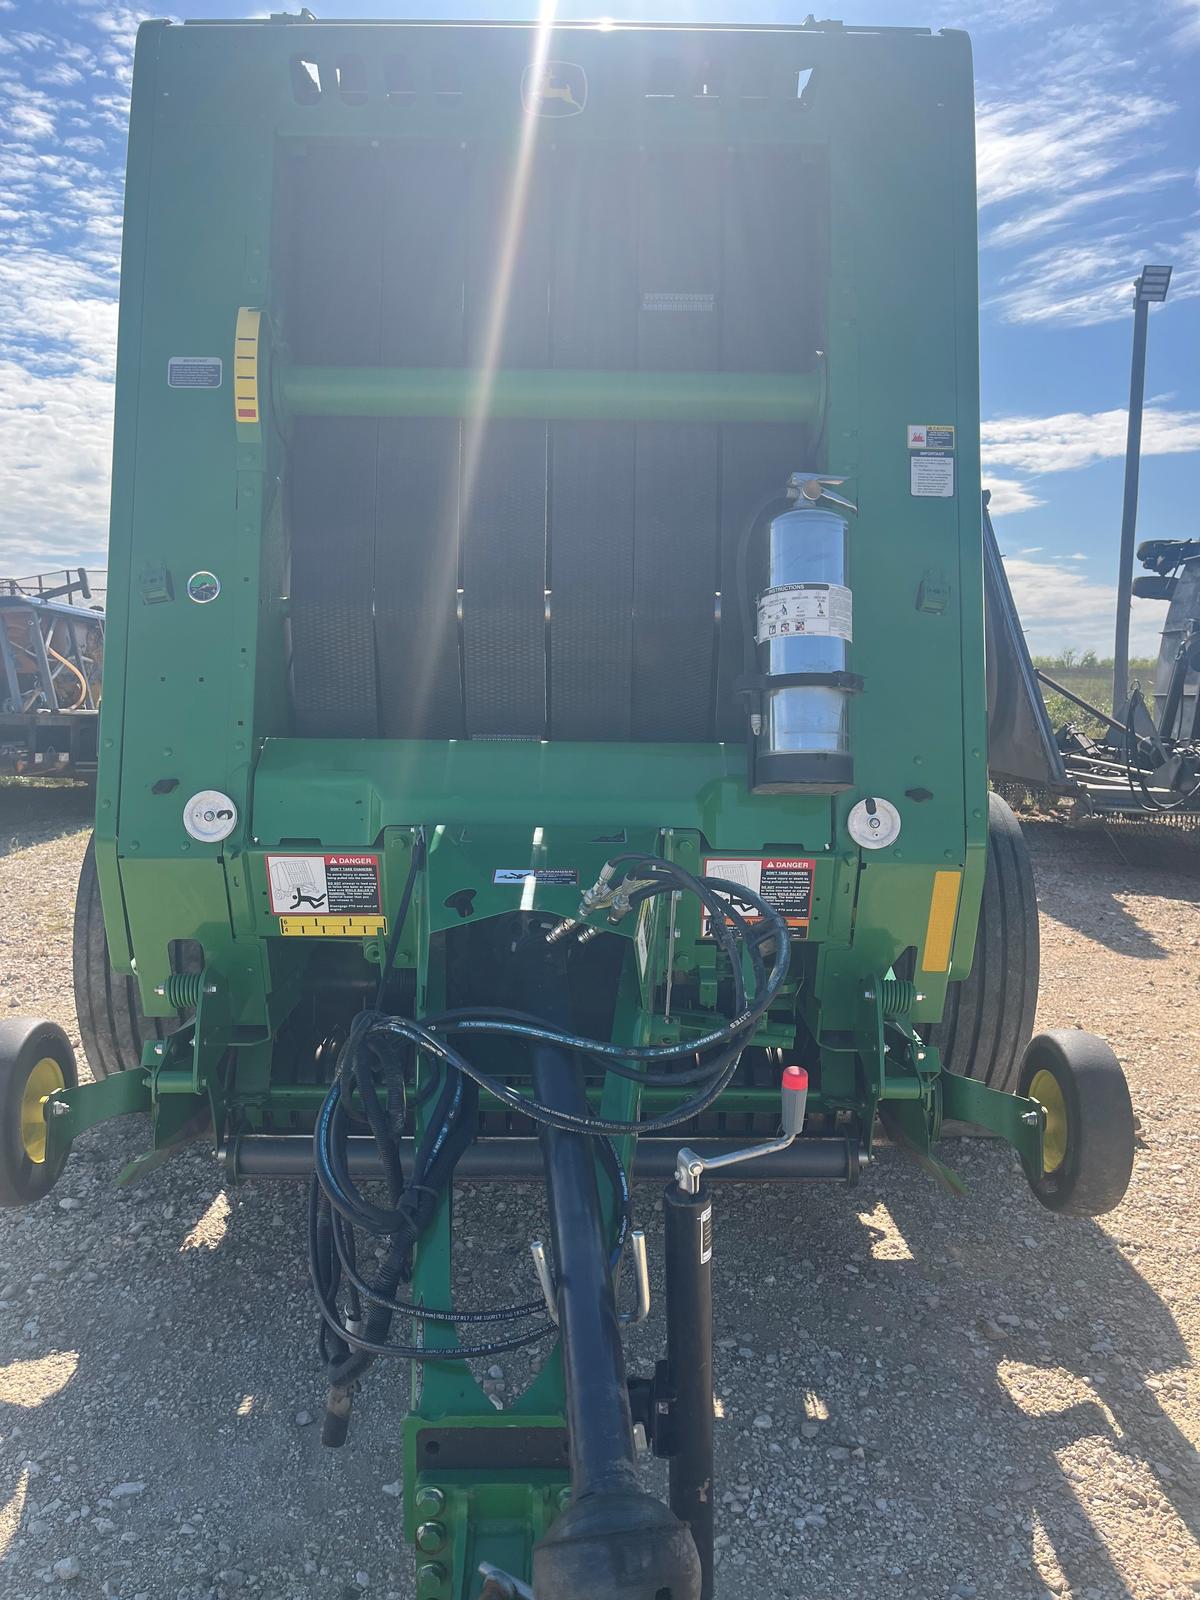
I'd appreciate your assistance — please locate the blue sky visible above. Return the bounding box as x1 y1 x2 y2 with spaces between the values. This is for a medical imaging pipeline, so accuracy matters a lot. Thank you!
1 1 1197 654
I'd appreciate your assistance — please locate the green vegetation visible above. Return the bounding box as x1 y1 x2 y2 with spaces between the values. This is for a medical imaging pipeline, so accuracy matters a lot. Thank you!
1032 652 1157 731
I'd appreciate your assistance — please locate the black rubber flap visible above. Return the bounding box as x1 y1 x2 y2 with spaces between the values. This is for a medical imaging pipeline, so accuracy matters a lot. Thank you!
459 148 551 739
283 145 382 738
630 149 722 743
548 145 638 740
375 144 468 740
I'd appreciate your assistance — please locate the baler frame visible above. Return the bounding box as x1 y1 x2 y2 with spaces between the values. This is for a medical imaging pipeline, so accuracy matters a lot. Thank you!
0 17 1139 1600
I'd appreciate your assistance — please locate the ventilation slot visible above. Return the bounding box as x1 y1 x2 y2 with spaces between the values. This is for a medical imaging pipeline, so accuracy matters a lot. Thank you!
433 54 463 108
644 54 680 99
385 54 416 106
335 56 367 106
694 63 720 104
290 56 322 104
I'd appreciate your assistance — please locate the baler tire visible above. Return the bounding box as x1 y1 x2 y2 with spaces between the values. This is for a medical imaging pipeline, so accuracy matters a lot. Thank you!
933 791 1038 1095
72 836 198 1080
1018 1030 1134 1216
0 1018 78 1207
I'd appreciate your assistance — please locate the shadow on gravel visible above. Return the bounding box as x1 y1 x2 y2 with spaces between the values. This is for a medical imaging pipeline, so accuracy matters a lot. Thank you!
875 1165 1199 1597
2 1134 1194 1597
0 780 94 857
1022 821 1192 960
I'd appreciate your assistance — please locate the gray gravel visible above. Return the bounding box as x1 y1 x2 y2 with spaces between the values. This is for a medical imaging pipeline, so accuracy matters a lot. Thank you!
1 785 1198 1599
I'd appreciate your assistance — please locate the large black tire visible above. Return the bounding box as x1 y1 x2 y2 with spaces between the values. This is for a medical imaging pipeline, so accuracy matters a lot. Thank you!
0 1018 77 1207
72 836 198 1080
932 792 1039 1093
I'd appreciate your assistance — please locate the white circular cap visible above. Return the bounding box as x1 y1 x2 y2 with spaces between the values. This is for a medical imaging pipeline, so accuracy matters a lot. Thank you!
847 796 902 850
183 789 238 844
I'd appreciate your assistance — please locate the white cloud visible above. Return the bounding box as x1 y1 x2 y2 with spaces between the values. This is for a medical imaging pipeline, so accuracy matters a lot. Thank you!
986 231 1200 326
1001 555 1165 657
1173 0 1200 46
982 405 1200 474
975 88 1174 213
983 475 1045 516
0 360 114 570
975 30 1198 326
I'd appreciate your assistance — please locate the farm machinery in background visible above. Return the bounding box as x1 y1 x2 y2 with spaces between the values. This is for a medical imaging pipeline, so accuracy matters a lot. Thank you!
987 520 1200 819
0 18 1139 1600
0 567 105 777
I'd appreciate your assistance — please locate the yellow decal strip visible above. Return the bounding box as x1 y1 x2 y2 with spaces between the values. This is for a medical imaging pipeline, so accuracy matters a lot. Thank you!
234 307 261 426
920 870 961 973
278 915 387 939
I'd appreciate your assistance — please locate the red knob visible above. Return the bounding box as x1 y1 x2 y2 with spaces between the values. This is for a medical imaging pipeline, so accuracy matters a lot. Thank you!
782 1065 808 1092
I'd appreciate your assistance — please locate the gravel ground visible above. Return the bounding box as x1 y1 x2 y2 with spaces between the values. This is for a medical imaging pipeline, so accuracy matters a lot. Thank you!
1 783 1198 1600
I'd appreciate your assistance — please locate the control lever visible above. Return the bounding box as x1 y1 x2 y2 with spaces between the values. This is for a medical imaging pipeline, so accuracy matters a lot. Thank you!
675 1066 808 1195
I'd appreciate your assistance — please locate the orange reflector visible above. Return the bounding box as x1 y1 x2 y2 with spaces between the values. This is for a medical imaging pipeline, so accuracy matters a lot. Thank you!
920 869 961 973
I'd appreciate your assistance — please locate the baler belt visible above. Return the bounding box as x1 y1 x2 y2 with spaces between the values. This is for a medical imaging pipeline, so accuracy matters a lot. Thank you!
461 422 548 739
289 417 381 738
549 423 636 740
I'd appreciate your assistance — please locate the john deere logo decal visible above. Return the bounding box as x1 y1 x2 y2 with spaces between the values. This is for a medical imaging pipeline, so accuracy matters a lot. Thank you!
522 60 587 117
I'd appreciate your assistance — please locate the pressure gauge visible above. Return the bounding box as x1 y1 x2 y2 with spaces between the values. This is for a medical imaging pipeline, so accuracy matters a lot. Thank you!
847 796 901 850
183 789 238 844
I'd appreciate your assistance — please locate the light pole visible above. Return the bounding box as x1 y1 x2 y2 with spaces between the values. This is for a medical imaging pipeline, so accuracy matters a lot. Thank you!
1112 263 1172 719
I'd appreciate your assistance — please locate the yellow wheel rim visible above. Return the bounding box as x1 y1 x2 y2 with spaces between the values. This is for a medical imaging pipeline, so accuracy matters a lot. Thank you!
19 1056 64 1165
1029 1068 1068 1175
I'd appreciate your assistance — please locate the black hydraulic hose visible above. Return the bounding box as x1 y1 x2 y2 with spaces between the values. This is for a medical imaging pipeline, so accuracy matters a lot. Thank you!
310 852 789 1383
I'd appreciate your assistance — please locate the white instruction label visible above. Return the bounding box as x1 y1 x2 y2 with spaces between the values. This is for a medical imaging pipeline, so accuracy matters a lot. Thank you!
910 451 955 498
168 356 222 389
756 583 852 644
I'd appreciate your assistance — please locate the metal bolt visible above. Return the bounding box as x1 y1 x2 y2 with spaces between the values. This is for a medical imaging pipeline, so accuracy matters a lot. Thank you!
49 1100 70 1118
1021 1109 1041 1126
415 1563 445 1597
415 1521 447 1554
153 984 166 997
414 1485 446 1516
204 983 217 995
557 1486 572 1510
915 992 926 1002
863 988 876 1002
915 1050 926 1062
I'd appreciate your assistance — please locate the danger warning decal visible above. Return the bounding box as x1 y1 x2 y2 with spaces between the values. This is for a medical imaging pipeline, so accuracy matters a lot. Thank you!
266 854 382 916
701 856 816 933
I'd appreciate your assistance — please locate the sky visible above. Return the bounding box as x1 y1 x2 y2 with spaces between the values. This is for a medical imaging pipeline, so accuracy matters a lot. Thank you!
0 1 1197 656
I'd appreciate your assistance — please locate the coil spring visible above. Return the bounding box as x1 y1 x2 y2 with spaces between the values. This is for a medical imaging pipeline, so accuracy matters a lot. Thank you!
879 978 916 1017
163 970 204 1010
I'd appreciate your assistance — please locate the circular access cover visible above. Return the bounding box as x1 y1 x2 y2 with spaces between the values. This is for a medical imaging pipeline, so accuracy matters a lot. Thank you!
847 796 902 850
183 790 238 844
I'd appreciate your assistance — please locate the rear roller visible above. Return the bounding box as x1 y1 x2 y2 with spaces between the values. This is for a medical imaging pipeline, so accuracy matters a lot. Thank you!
1019 1030 1135 1216
0 1018 77 1207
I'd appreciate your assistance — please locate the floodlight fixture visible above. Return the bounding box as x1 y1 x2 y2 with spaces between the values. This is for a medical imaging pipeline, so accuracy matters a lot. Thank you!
1135 264 1172 303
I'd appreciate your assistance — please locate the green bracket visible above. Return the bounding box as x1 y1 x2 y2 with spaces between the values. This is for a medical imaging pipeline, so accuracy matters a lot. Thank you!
939 1071 1044 1172
44 1068 152 1166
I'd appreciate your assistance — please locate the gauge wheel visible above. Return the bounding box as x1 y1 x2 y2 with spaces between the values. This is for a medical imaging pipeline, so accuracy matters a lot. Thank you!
1018 1030 1135 1217
0 1018 78 1207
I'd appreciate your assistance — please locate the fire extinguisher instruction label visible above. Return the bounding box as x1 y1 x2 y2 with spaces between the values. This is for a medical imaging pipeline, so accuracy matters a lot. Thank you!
266 854 382 916
756 583 852 644
700 856 816 932
910 451 955 498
